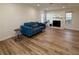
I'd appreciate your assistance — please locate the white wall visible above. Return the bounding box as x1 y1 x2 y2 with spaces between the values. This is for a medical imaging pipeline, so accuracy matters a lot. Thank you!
0 4 40 41
46 11 65 29
72 9 79 30
40 8 79 30
64 8 79 30
40 10 65 29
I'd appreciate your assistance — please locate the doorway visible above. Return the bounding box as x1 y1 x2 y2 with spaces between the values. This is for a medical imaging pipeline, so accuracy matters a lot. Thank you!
65 12 73 29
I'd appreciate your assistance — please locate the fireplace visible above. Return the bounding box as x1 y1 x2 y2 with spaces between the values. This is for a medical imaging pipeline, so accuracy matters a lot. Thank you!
53 20 61 27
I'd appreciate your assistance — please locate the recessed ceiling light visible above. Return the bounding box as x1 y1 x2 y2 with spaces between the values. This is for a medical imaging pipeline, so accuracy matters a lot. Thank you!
62 6 65 8
37 4 40 6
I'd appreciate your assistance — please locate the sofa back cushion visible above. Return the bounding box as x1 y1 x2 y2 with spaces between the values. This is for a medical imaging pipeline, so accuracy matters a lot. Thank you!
24 22 39 28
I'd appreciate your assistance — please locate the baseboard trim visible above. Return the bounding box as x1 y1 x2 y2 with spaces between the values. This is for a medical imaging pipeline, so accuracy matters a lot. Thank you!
0 35 16 41
64 28 79 31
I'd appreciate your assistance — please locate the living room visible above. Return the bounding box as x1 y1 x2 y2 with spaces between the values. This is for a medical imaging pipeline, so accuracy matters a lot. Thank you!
0 3 79 55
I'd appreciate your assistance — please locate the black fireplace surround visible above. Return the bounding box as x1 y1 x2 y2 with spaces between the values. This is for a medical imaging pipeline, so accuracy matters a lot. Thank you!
52 20 61 27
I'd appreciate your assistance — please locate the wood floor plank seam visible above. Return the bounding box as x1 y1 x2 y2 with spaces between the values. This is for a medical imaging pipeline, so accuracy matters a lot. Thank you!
0 28 79 55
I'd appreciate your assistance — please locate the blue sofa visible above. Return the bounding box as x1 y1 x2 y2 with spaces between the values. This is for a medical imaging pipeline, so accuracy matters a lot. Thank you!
20 22 46 36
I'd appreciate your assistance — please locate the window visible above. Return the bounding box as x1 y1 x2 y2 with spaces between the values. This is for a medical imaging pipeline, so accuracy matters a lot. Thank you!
65 12 72 28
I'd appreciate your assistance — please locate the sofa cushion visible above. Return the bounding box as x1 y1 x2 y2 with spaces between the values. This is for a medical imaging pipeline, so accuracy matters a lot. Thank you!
24 22 39 28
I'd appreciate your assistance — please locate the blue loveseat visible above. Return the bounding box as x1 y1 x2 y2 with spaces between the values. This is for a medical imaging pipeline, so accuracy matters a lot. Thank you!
20 22 46 36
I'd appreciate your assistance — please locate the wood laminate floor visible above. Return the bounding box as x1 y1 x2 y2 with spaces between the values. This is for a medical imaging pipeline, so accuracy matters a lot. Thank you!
0 28 79 55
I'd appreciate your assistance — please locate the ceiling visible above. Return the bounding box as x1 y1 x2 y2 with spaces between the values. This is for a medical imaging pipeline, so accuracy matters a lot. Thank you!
25 3 79 10
4 3 79 10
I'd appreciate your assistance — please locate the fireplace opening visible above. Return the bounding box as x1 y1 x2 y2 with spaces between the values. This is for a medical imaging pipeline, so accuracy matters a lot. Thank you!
53 20 61 27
